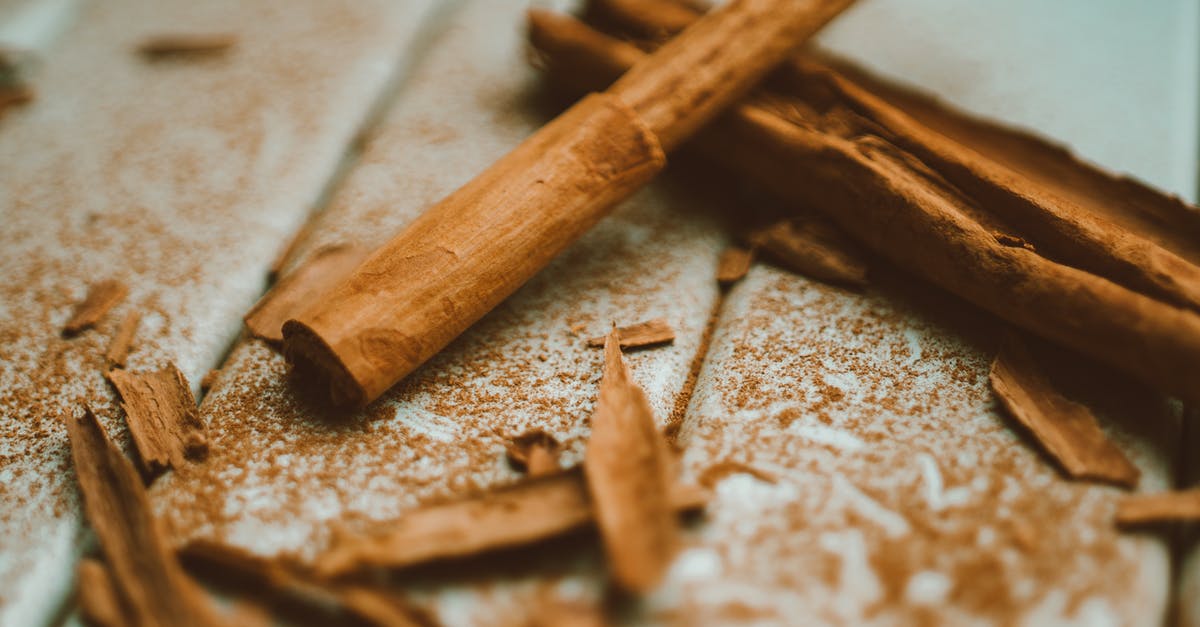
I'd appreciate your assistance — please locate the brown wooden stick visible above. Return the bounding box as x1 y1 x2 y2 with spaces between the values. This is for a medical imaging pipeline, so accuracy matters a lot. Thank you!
527 10 1200 404
580 0 1200 310
282 0 856 407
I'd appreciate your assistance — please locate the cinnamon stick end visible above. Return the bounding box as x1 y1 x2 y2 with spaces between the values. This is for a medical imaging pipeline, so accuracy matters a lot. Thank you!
281 320 368 408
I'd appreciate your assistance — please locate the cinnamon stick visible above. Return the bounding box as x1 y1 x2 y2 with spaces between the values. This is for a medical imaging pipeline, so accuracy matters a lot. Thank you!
527 9 1200 404
748 218 867 286
66 407 220 627
106 364 208 476
105 310 141 369
989 336 1139 488
313 468 707 578
63 280 127 336
716 246 754 286
281 0 857 407
584 331 677 592
1115 489 1200 525
585 318 675 349
244 244 370 343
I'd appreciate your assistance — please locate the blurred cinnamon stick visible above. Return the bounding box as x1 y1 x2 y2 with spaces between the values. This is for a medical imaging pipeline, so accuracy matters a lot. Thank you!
281 0 856 407
527 7 1200 403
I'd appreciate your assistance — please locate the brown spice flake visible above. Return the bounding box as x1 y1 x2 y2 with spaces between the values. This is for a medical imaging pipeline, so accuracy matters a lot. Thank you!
505 429 562 477
245 244 370 343
313 468 706 578
583 331 679 592
748 219 867 286
716 246 754 286
993 232 1036 252
66 407 220 626
63 280 128 336
106 364 208 476
104 310 141 369
698 460 777 489
200 369 221 393
76 558 131 627
179 540 429 627
586 317 675 349
988 336 1139 488
1115 489 1200 526
137 34 238 59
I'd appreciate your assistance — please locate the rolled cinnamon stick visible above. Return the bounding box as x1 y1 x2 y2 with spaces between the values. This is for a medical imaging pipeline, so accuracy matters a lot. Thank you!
527 9 1200 403
282 0 856 406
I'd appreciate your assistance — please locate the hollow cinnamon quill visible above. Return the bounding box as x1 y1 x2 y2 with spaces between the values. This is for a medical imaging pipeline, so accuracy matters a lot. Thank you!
527 7 1200 403
281 0 856 407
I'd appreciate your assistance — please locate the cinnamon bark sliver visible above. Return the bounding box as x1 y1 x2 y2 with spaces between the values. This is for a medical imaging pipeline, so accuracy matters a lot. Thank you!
313 469 707 578
138 34 237 58
66 408 220 627
583 331 678 592
586 318 675 349
1115 489 1200 526
105 310 141 368
106 364 208 476
244 244 370 343
63 280 127 336
989 336 1139 488
76 559 131 627
506 429 562 477
716 246 754 286
179 540 429 627
748 218 867 286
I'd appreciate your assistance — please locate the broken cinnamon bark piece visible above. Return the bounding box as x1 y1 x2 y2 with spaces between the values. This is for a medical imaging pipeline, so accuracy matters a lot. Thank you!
0 83 32 117
62 280 127 336
244 244 371 344
105 364 208 476
313 468 707 578
104 310 141 369
583 331 679 592
989 336 1139 488
716 246 753 286
76 559 131 627
586 318 674 349
748 218 868 286
505 429 562 477
137 34 237 59
66 407 220 626
179 540 429 627
1115 489 1200 525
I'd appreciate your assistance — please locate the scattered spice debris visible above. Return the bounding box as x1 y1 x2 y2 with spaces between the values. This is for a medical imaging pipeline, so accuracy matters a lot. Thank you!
179 540 430 627
105 310 142 369
62 280 128 336
748 219 867 286
1115 489 1200 526
583 331 679 592
106 364 208 476
988 336 1139 488
137 34 238 59
586 318 675 349
76 558 130 627
716 246 754 286
313 468 707 578
244 244 370 343
66 407 221 626
505 429 562 477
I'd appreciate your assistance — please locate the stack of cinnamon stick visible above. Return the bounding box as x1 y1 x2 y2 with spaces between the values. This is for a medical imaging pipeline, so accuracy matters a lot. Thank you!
528 0 1200 405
